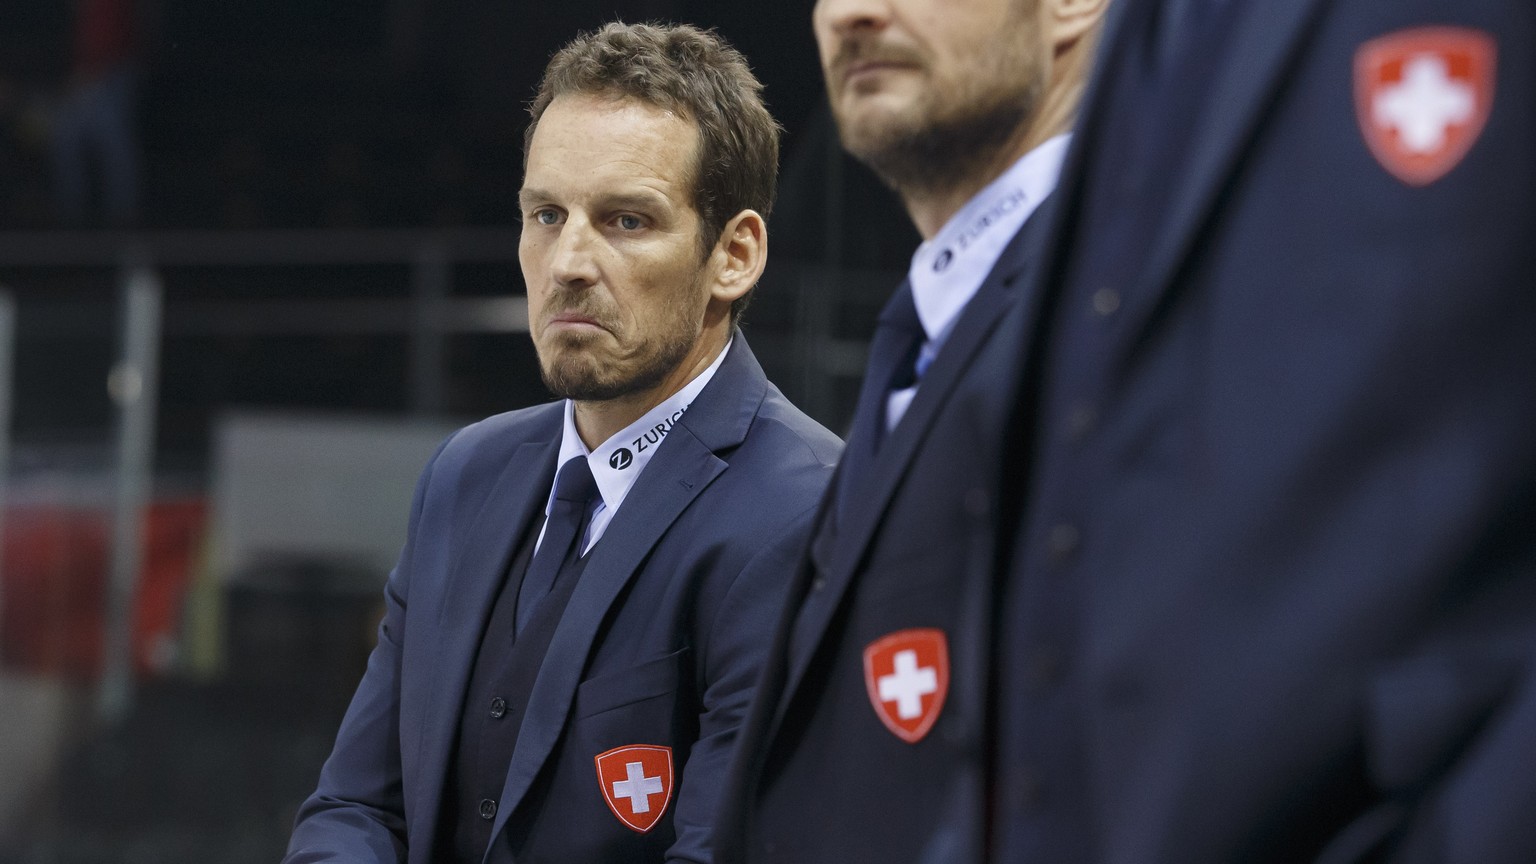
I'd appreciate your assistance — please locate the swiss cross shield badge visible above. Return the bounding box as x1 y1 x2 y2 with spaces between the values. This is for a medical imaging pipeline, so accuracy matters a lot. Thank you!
1354 27 1496 186
594 744 674 833
863 628 949 744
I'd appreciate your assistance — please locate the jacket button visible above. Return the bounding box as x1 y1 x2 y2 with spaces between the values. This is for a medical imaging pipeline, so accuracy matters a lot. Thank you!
1017 770 1045 809
479 798 497 820
489 697 507 719
1047 523 1080 563
1023 649 1064 688
1065 404 1097 441
1091 288 1121 316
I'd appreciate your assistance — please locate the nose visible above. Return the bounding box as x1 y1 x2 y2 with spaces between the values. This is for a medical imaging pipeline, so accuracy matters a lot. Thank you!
547 216 600 288
815 0 890 39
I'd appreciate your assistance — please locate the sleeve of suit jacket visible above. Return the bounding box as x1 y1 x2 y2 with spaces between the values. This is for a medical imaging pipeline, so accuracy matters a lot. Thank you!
664 504 821 864
282 434 455 863
1344 5 1536 861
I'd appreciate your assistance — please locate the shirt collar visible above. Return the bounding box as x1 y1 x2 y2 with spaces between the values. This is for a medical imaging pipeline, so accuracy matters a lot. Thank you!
906 133 1071 345
553 336 733 516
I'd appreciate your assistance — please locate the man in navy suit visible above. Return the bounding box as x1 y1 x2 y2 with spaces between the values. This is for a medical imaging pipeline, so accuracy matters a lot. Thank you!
717 0 1108 861
988 0 1536 861
284 23 839 864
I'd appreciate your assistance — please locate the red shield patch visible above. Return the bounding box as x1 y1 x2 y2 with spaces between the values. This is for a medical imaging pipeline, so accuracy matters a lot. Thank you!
1354 27 1496 186
594 744 674 833
863 628 949 743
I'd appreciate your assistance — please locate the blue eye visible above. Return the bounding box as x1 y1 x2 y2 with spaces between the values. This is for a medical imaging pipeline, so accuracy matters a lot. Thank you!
617 214 643 230
535 209 560 225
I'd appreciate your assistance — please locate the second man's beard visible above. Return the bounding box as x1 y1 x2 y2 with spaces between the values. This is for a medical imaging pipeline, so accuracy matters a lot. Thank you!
841 81 1043 203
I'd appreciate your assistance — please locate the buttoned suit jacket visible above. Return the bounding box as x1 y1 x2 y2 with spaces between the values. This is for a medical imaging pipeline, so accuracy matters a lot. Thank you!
995 1 1536 862
284 334 840 864
717 206 1057 864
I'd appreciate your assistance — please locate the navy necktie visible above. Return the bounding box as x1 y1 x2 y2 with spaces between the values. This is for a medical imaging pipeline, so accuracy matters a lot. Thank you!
833 283 923 528
515 456 599 633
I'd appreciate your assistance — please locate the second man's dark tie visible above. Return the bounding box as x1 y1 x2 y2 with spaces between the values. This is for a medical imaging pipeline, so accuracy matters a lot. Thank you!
515 455 599 634
833 283 923 528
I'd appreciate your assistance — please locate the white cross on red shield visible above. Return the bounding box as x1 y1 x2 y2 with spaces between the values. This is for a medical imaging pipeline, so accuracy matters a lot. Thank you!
863 628 950 744
594 744 674 833
1354 27 1496 186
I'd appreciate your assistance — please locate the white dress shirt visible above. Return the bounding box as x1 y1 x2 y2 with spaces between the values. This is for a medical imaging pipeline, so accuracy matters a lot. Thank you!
886 134 1071 430
537 337 733 555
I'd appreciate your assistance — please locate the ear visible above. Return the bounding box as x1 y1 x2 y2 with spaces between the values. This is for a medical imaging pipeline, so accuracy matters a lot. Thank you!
1046 0 1109 52
708 209 767 305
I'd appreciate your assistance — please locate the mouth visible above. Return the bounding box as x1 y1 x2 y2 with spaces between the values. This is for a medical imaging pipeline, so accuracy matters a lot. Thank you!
546 311 609 334
841 59 917 86
830 39 922 91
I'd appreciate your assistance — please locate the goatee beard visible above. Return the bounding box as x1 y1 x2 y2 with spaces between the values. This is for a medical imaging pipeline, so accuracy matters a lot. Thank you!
540 334 693 402
846 92 1036 202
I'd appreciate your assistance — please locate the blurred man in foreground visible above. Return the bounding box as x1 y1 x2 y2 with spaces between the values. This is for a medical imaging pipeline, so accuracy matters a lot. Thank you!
718 0 1107 860
990 0 1536 860
285 22 838 864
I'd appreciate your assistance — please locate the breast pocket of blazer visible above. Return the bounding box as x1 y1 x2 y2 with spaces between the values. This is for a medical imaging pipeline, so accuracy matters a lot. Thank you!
573 646 691 720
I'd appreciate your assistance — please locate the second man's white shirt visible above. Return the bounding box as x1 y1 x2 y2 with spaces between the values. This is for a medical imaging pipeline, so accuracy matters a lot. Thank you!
887 134 1071 431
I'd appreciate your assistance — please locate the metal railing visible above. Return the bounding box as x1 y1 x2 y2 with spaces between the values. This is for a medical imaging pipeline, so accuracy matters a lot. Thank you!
0 228 529 722
0 226 893 722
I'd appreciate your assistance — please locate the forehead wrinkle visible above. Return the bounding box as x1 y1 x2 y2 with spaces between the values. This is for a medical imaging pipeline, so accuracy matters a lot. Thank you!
525 102 700 212
524 165 685 212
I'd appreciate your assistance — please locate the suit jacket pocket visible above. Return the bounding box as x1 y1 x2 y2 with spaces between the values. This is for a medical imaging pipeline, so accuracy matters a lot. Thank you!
573 646 690 719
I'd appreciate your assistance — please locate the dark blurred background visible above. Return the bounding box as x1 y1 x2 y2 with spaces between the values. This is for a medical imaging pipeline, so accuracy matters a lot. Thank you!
0 2 918 861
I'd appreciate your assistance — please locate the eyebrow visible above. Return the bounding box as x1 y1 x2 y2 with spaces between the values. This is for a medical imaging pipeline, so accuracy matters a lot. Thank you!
602 190 672 212
518 187 554 209
516 187 674 212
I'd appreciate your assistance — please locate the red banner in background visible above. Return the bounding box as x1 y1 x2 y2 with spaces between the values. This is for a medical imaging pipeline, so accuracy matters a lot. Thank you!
0 498 206 679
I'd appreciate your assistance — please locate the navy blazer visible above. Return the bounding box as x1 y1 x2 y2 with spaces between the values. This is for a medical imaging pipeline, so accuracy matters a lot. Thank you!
285 334 840 864
994 1 1536 861
1003 0 1536 861
718 208 1055 864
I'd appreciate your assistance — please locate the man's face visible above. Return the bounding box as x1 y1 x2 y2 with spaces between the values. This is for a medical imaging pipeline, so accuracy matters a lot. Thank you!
814 0 1047 189
519 94 714 402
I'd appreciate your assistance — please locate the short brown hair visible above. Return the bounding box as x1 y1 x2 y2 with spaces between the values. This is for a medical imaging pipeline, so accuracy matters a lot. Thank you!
525 21 782 323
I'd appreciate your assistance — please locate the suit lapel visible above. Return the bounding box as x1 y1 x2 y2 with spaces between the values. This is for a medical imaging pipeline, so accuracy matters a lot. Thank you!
487 335 767 839
773 219 1042 730
831 275 1023 579
406 433 559 858
1110 0 1327 357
